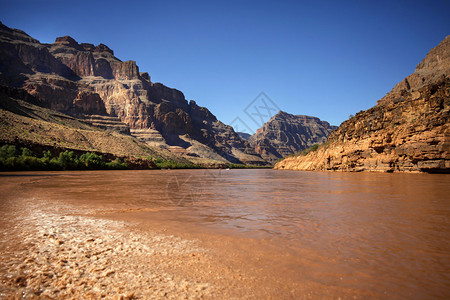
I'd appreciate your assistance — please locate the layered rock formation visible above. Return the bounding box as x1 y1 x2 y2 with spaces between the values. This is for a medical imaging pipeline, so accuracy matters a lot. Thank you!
237 132 251 140
275 36 450 173
0 22 266 165
249 111 337 164
378 36 450 106
0 85 154 159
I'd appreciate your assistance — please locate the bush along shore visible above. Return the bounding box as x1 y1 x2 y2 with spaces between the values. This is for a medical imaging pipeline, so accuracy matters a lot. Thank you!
0 144 143 171
0 144 272 171
275 143 322 164
0 144 203 171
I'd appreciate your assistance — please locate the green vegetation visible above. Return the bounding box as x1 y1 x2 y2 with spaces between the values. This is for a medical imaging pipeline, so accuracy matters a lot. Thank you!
150 158 269 169
300 144 319 156
224 163 270 169
276 143 322 164
0 144 270 171
275 157 285 164
286 144 320 158
0 145 128 171
226 163 250 169
151 157 201 169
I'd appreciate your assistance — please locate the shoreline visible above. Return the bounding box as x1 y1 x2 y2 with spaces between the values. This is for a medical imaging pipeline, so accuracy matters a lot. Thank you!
0 202 216 299
1 170 448 299
0 196 369 299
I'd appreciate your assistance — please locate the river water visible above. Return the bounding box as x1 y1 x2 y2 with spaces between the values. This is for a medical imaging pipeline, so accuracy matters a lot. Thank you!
0 169 449 298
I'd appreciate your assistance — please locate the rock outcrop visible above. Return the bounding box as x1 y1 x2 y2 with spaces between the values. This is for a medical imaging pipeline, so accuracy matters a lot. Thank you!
0 22 266 165
237 132 251 140
249 111 337 164
275 36 450 173
378 36 450 106
0 85 151 159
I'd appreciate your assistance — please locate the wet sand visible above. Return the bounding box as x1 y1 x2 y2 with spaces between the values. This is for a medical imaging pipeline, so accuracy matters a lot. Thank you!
0 194 357 299
1 207 212 299
1 170 449 299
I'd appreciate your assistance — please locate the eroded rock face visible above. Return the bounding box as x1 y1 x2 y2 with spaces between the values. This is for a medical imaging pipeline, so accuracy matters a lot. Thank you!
237 132 251 140
249 111 337 164
73 91 106 115
378 36 450 106
0 25 76 81
0 22 265 165
275 36 450 173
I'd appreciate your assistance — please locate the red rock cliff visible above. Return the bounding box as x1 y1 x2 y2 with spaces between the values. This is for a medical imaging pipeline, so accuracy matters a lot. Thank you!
0 22 266 165
275 36 450 173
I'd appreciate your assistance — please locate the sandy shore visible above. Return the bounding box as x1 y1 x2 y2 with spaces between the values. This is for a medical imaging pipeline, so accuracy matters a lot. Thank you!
0 202 217 299
5 170 440 299
0 198 369 300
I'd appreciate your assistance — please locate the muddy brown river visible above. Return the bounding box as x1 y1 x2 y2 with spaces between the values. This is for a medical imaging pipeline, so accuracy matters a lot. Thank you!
0 169 449 299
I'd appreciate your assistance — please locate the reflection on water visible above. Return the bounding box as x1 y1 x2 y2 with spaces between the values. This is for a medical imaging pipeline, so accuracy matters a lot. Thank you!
1 169 449 298
188 170 450 298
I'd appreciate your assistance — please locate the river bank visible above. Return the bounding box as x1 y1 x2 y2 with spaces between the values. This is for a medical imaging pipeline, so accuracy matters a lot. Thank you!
1 170 449 299
0 193 345 299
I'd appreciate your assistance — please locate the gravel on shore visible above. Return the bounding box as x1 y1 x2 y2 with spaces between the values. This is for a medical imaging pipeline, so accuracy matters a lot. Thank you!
0 206 215 299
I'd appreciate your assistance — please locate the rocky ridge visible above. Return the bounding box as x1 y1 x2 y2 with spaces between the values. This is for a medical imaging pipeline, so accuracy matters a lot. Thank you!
378 36 450 106
249 111 337 164
0 84 190 167
275 36 450 173
0 22 266 165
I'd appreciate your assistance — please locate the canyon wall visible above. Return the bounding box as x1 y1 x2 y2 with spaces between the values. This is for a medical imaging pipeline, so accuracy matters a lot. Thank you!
249 111 337 164
275 36 450 173
0 22 265 165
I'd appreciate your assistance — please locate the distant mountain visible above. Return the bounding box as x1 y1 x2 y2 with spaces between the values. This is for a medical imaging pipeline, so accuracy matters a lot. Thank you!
0 22 266 166
249 111 337 164
237 132 251 140
275 36 450 173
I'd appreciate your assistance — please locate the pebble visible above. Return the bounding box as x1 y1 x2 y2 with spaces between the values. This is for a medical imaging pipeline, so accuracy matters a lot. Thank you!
0 207 214 299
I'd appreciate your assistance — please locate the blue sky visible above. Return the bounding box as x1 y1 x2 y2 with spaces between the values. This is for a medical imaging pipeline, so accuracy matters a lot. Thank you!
1 0 449 132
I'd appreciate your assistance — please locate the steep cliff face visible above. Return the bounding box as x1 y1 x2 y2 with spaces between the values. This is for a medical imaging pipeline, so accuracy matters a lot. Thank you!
378 35 450 106
0 22 266 165
249 111 337 164
275 37 450 173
